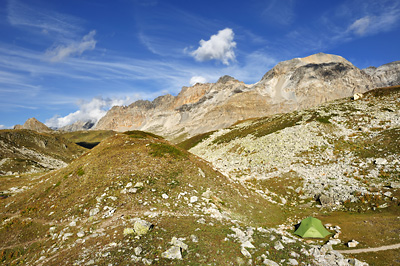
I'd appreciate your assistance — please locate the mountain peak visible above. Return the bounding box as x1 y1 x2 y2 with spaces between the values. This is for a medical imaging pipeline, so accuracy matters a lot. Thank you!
217 75 236 84
299 53 349 65
14 117 53 133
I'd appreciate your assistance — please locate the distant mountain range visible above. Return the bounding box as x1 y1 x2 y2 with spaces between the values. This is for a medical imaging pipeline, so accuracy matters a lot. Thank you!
15 53 400 142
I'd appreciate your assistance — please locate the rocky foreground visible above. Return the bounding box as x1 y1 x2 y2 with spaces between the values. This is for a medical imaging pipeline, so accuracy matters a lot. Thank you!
189 86 400 213
1 129 373 265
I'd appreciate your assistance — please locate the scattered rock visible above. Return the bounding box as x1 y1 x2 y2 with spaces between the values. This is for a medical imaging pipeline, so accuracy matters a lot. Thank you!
190 235 198 243
328 239 341 245
89 208 99 216
318 194 334 206
375 158 388 165
69 221 77 227
77 231 85 238
241 240 255 249
274 241 284 250
134 219 153 236
263 258 280 266
134 246 142 256
347 240 359 248
390 182 400 189
162 194 169 199
134 182 144 188
190 196 198 203
202 188 213 199
290 251 300 258
383 191 392 197
62 233 73 241
131 255 141 263
123 228 135 236
353 93 363 100
142 258 153 265
161 246 182 260
170 237 188 250
240 247 252 258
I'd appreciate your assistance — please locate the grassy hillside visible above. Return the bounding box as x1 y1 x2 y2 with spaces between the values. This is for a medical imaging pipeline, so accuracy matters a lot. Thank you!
57 130 116 149
187 86 400 265
0 129 86 176
1 131 317 265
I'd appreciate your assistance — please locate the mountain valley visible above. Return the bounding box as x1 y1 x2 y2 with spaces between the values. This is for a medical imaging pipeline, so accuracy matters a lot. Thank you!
1 53 400 265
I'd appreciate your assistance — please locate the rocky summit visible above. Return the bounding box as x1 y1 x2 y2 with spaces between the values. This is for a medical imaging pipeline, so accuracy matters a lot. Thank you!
14 118 53 133
95 53 397 142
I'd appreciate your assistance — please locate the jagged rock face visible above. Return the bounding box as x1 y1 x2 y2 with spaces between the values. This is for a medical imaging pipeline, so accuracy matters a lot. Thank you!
96 76 252 141
363 61 400 88
254 53 374 109
14 117 53 133
59 120 95 132
95 53 377 142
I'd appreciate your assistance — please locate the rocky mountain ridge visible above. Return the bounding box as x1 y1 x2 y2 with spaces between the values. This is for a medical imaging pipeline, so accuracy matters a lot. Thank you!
363 60 400 88
95 53 398 142
14 118 53 133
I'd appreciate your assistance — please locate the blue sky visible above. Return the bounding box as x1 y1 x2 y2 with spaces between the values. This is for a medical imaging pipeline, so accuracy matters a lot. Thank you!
1 0 399 129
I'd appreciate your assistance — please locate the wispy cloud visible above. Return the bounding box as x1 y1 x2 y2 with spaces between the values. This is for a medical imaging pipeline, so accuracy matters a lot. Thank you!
45 30 97 62
7 0 83 39
260 0 296 26
189 28 236 65
347 11 400 37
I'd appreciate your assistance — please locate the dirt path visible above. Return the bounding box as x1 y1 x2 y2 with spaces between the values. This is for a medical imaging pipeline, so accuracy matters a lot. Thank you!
337 243 400 254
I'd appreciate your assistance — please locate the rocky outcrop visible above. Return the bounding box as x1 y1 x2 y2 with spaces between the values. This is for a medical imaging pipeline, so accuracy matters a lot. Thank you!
14 117 53 133
254 53 374 109
59 120 95 132
363 61 400 88
96 53 385 142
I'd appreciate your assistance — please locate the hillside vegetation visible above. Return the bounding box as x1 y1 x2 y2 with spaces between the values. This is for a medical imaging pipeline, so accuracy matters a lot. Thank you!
1 87 399 265
187 86 400 264
0 129 86 176
1 131 311 265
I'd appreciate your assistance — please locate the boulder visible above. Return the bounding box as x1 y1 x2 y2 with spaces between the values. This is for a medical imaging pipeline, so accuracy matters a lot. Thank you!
161 246 182 260
347 240 359 248
375 158 387 165
353 93 363 100
240 247 252 258
263 258 280 266
134 219 153 235
170 237 188 250
274 241 284 250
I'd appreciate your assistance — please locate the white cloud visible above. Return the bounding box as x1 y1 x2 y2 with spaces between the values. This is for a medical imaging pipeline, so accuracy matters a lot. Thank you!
189 76 207 85
45 96 130 128
0 125 5 129
45 30 97 62
348 16 371 36
347 8 400 37
190 28 236 65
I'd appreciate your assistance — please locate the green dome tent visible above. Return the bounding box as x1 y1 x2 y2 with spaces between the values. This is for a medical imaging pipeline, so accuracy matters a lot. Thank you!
294 217 331 238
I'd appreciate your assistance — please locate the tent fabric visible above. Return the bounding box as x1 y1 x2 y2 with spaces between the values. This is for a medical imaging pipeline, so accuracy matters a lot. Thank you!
294 217 331 238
